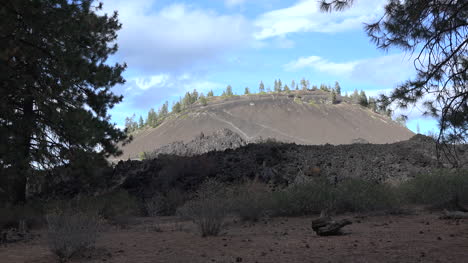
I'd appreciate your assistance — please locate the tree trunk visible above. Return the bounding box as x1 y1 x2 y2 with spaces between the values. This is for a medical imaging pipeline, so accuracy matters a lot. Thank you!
12 95 34 203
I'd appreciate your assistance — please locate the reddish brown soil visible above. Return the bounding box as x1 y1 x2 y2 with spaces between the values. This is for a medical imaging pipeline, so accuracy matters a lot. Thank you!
1 211 467 263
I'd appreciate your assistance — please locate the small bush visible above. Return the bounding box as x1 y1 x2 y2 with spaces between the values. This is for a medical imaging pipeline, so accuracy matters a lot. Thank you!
46 190 140 226
401 170 468 206
0 202 45 230
335 178 400 212
46 209 101 261
177 179 229 237
99 190 140 221
230 182 272 222
145 189 186 216
270 178 335 216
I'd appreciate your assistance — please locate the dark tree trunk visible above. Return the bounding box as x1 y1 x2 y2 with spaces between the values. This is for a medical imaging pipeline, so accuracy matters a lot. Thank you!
12 95 34 203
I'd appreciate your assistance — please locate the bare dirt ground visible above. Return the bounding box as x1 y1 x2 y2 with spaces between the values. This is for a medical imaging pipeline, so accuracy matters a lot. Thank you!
1 210 467 263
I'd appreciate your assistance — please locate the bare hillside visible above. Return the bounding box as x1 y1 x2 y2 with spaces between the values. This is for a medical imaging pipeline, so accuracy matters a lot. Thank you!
118 91 414 160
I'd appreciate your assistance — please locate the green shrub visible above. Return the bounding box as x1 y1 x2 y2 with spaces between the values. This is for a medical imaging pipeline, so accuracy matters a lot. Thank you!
401 170 468 206
46 208 101 262
335 178 400 212
230 182 272 222
145 188 186 216
177 179 229 237
270 178 335 216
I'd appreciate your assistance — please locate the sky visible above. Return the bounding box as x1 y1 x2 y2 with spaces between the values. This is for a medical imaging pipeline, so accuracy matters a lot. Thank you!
103 0 438 135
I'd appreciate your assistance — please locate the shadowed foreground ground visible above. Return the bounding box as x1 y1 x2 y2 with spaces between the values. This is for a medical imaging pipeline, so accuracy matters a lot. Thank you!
2 210 467 263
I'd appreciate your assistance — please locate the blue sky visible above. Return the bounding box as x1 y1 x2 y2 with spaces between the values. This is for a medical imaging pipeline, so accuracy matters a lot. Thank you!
103 0 438 135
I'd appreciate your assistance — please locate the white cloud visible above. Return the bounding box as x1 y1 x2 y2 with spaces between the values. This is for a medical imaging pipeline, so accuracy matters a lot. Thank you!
254 0 386 39
284 56 358 75
113 73 224 109
134 74 170 90
284 53 416 87
103 1 253 73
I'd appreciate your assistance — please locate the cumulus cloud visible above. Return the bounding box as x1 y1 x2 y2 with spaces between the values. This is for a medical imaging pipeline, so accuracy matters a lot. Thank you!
254 0 386 39
284 53 416 87
113 73 223 109
103 1 253 74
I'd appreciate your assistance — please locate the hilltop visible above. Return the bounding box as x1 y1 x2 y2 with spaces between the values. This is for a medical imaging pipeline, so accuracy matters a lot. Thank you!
117 89 413 160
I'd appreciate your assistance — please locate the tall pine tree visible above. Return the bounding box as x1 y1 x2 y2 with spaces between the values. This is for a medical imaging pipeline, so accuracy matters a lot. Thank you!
0 0 128 202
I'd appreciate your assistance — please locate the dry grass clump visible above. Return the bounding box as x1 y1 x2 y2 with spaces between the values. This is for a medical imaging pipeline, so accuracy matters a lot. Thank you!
177 179 229 237
46 208 101 262
145 188 186 216
229 182 272 222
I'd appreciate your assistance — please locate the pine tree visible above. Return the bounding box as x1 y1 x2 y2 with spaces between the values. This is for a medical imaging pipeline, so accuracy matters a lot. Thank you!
259 81 265 93
0 0 128 202
191 89 199 104
147 108 158 128
138 115 144 129
368 97 377 112
359 90 368 107
207 90 214 97
274 79 279 92
321 0 468 165
350 89 359 103
225 85 234 96
182 92 192 108
125 115 137 133
330 90 337 104
199 94 208 106
283 85 290 93
291 80 296 91
172 101 182 113
312 85 318 91
159 101 169 118
278 79 283 92
334 81 341 95
300 78 307 91
244 87 250 95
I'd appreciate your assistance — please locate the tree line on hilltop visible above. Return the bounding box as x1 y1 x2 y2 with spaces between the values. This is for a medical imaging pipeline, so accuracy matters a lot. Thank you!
124 79 391 133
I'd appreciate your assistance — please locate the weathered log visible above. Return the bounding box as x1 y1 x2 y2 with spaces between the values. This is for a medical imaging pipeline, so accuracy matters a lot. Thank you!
440 210 468 220
451 195 468 212
311 210 352 236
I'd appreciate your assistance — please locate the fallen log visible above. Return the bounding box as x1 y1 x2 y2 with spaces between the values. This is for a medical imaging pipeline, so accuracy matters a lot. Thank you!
440 210 468 220
311 210 352 236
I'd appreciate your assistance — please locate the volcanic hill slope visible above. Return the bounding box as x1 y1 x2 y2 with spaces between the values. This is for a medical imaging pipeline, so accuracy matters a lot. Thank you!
118 90 413 160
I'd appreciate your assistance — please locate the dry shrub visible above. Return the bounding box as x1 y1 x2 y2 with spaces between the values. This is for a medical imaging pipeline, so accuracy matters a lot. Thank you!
46 209 101 262
177 179 229 237
230 182 272 222
334 178 401 213
145 188 186 216
0 202 45 231
47 190 140 227
401 170 468 207
270 178 335 216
